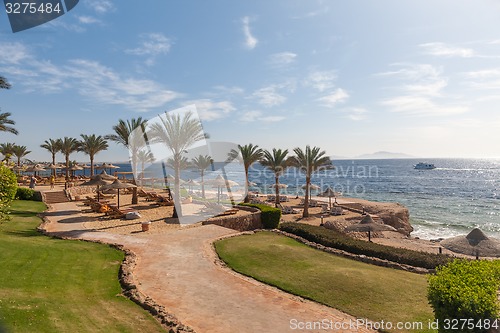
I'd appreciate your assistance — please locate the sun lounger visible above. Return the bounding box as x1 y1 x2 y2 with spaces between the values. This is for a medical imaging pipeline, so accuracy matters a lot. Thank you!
281 205 299 214
106 205 136 219
330 206 344 216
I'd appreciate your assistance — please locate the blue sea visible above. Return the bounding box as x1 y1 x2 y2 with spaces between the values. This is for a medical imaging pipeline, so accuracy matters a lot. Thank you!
66 158 500 240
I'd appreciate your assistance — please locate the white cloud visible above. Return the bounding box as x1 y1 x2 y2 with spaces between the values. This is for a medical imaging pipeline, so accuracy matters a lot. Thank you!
317 88 349 108
242 16 258 50
0 42 30 64
212 85 245 95
268 52 297 67
342 107 368 121
420 42 475 58
381 96 468 116
78 16 100 24
85 0 114 14
241 110 285 123
0 42 181 111
126 33 171 66
304 70 337 92
183 99 235 121
251 86 287 107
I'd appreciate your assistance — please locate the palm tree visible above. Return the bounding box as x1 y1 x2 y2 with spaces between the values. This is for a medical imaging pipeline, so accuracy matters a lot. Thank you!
0 142 16 163
228 143 263 203
78 134 108 176
0 112 18 135
136 149 155 185
11 145 31 167
149 111 204 218
105 118 146 204
40 138 61 176
59 137 79 181
0 76 10 90
260 148 289 207
191 154 212 198
289 146 332 218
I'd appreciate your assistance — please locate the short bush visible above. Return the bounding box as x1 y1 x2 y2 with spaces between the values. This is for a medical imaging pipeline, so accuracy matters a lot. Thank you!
428 259 500 333
0 165 18 220
239 203 281 229
279 222 452 269
16 187 35 200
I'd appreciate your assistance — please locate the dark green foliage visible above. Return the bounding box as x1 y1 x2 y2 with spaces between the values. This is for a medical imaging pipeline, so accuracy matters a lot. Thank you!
239 203 281 229
15 187 34 200
428 259 500 333
0 165 17 220
279 222 451 269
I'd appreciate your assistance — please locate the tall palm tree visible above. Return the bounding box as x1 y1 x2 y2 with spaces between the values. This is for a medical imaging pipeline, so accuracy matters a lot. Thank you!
260 148 289 207
289 146 332 218
0 76 10 90
78 134 108 176
59 137 79 181
105 118 147 204
191 154 212 198
149 111 204 218
40 138 61 176
11 145 31 167
0 112 18 135
136 148 155 184
0 142 15 163
228 143 263 203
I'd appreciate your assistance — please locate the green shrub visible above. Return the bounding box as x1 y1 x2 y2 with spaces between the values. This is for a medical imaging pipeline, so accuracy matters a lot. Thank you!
279 222 451 269
15 187 35 200
239 203 281 229
428 259 500 333
0 165 18 220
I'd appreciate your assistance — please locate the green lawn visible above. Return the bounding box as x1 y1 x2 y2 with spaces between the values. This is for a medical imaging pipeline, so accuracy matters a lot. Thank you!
215 231 436 333
0 200 165 333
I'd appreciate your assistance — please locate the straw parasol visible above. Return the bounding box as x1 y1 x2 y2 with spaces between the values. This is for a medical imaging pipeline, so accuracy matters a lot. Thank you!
345 214 397 242
79 175 111 201
441 228 500 258
184 179 200 192
25 164 46 176
98 170 117 181
96 163 120 175
318 187 342 209
301 183 320 199
100 179 137 208
205 175 239 203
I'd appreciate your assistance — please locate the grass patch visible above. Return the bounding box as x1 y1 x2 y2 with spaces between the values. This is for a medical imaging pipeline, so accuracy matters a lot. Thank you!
0 200 165 333
215 231 436 333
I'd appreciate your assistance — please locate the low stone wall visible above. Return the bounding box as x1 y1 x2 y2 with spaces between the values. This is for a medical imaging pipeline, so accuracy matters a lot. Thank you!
65 186 95 201
202 206 262 231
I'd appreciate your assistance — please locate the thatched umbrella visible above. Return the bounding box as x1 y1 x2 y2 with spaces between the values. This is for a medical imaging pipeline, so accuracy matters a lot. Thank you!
98 170 117 181
100 179 137 208
205 175 239 204
345 214 396 242
441 228 500 258
80 175 111 201
318 187 342 209
301 183 320 199
25 164 46 176
184 179 200 192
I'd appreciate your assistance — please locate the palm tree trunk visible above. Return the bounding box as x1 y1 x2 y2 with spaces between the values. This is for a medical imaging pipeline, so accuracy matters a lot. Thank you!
244 167 250 203
52 153 56 177
173 157 182 218
274 175 280 208
201 170 205 199
90 156 94 176
303 176 310 217
131 155 138 204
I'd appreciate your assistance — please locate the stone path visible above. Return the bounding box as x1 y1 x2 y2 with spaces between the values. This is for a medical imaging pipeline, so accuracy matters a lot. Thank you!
42 201 375 333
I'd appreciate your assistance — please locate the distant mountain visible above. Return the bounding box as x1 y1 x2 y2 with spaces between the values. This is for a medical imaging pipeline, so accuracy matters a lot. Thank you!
354 151 415 159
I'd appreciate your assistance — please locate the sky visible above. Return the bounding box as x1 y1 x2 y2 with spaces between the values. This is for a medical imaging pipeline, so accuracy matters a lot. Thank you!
2 0 500 162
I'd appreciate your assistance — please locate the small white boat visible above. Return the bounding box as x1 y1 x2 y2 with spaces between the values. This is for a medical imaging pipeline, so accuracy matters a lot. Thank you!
414 162 436 170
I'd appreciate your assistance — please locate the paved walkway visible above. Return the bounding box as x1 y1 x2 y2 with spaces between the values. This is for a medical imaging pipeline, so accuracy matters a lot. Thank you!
42 201 375 333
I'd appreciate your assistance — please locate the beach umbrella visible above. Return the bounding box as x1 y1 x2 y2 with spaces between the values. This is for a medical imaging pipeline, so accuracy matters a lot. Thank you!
184 179 200 192
100 179 137 208
79 175 111 201
98 170 117 181
318 187 342 209
345 214 397 242
25 164 46 176
441 228 500 258
96 163 120 175
80 164 91 176
301 183 321 199
205 175 239 203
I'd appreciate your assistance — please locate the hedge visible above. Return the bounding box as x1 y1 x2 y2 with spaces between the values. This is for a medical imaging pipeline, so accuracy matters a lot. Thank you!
279 222 452 269
239 203 281 229
428 259 500 333
15 187 35 200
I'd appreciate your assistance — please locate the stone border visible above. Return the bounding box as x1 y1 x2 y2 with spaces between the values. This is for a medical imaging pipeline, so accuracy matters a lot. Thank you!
37 205 195 333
